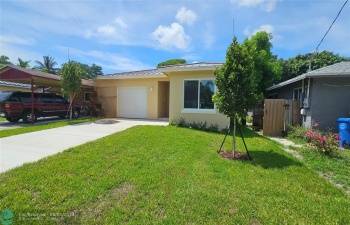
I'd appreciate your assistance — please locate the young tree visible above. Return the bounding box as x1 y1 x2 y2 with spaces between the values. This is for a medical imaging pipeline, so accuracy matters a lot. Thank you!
60 61 82 120
213 36 261 157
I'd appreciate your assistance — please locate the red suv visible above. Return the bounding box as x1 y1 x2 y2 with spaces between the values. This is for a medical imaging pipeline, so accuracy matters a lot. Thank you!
0 91 80 123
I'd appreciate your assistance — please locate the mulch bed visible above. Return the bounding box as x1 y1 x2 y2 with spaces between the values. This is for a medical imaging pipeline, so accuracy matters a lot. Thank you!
219 151 252 161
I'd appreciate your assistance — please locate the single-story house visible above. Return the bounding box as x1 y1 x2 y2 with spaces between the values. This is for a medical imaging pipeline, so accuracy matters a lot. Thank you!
94 63 230 129
266 61 350 131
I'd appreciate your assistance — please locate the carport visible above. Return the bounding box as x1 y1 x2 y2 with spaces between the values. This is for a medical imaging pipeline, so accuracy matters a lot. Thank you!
0 64 94 123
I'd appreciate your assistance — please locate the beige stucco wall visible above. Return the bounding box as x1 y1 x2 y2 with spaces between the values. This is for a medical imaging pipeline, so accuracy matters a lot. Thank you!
168 70 229 130
94 77 169 119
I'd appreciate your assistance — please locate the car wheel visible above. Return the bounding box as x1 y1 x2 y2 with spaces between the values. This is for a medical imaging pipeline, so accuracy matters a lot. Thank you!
74 109 80 118
22 111 37 123
6 117 20 123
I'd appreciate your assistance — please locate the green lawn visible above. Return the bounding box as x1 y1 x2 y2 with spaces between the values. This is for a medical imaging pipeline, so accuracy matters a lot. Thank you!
0 118 96 138
1 126 349 224
290 145 350 194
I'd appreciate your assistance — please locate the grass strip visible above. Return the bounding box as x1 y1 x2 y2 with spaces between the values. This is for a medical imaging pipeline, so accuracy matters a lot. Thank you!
0 118 96 138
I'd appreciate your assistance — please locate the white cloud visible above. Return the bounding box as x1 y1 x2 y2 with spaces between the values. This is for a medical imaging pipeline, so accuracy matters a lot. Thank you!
114 18 128 29
244 24 274 36
175 7 198 26
152 23 191 50
202 23 215 49
0 35 35 45
231 0 278 12
97 25 117 36
182 54 200 61
57 46 152 72
0 43 41 67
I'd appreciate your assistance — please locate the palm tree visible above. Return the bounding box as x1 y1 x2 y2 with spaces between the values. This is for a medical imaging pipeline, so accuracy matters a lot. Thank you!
17 58 31 68
0 55 13 67
34 55 59 74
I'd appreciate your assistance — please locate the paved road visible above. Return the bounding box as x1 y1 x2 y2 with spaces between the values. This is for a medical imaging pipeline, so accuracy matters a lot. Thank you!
0 118 168 173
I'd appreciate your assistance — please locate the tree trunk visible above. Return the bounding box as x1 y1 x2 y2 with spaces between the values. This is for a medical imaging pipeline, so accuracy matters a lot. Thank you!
241 117 246 126
69 95 74 121
232 116 237 158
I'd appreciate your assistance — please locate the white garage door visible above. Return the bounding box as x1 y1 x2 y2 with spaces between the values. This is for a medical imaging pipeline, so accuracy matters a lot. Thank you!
117 87 147 118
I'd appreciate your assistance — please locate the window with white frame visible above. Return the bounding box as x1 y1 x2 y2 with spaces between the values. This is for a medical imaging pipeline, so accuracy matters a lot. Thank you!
293 88 302 100
84 92 93 102
184 79 215 110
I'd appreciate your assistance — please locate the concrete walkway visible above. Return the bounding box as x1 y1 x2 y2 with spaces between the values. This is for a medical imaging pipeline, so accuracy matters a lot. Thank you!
0 118 168 173
268 136 304 159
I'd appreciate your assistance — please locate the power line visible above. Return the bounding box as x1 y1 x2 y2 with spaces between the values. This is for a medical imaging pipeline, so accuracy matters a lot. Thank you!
315 0 348 52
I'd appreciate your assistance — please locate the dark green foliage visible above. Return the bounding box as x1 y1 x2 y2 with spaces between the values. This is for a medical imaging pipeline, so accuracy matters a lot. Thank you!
287 125 309 140
170 118 219 133
213 36 261 119
34 55 59 74
61 61 103 78
157 58 187 68
0 55 13 67
243 32 282 96
17 58 31 68
278 51 350 82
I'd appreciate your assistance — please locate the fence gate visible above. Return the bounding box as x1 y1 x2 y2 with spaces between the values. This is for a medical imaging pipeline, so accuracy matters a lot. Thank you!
286 99 300 126
263 99 288 136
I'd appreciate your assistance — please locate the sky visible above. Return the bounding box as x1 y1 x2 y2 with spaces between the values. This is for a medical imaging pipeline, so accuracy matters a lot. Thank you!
1 0 349 75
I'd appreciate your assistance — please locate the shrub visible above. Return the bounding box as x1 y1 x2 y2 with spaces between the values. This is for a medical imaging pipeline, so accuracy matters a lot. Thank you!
189 121 199 130
169 119 178 126
177 117 187 127
287 125 309 140
170 118 219 133
207 124 219 133
198 121 207 130
305 123 340 155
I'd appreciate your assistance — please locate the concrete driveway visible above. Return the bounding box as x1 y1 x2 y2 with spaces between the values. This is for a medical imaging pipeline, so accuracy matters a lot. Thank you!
0 118 168 173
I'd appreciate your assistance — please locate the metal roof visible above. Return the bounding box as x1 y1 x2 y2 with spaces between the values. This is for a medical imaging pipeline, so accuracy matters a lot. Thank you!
159 62 223 68
305 61 350 77
266 61 350 91
159 62 223 73
0 80 31 89
98 69 167 79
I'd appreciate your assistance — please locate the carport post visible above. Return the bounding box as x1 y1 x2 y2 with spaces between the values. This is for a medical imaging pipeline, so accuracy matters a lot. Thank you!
31 78 34 124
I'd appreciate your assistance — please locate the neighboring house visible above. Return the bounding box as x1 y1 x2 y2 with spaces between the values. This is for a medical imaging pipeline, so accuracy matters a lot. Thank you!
0 80 32 92
94 63 229 129
266 61 350 131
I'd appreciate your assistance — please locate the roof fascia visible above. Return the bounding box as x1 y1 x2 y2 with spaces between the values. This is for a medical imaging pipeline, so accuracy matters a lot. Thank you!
266 74 306 91
96 74 167 80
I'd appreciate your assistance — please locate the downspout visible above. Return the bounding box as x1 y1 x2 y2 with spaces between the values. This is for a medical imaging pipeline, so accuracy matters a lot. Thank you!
31 78 34 125
302 79 305 95
307 78 310 98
